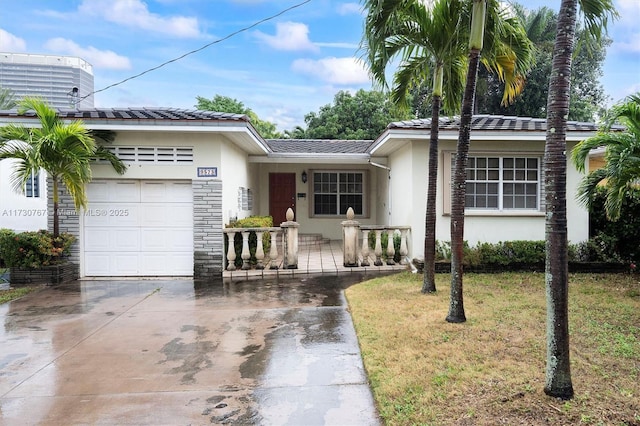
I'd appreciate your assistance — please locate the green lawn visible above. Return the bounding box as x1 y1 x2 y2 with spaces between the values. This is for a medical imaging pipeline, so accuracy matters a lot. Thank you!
346 272 640 425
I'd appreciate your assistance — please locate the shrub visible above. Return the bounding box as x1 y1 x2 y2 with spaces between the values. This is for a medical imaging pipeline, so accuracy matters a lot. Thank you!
0 229 75 268
587 187 640 264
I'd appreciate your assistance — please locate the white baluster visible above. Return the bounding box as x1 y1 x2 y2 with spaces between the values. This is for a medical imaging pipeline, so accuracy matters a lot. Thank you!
226 231 237 271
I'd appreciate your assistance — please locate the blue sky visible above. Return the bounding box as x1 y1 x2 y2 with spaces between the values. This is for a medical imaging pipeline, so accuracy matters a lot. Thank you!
0 0 638 131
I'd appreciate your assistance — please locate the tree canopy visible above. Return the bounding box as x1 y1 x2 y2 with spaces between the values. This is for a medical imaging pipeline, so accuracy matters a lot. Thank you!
195 95 282 139
475 5 610 122
288 90 412 140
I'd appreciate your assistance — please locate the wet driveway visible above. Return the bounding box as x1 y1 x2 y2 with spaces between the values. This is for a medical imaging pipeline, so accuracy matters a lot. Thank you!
0 275 381 425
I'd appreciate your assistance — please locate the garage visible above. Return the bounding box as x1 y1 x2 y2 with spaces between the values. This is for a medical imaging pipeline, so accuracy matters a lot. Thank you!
83 180 193 276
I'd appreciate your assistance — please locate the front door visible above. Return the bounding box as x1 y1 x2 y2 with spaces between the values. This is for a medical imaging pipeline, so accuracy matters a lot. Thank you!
269 173 296 225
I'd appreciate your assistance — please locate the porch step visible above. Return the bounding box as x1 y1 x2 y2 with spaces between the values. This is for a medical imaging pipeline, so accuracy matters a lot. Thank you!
298 233 330 247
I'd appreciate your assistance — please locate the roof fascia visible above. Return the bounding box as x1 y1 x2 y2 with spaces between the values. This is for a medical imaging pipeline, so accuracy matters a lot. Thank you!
249 153 377 164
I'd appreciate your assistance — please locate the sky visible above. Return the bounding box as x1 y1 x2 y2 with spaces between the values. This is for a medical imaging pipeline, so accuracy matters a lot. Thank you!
0 0 638 131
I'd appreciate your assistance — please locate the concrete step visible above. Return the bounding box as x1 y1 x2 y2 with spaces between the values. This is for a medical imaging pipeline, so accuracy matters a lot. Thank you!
298 234 330 247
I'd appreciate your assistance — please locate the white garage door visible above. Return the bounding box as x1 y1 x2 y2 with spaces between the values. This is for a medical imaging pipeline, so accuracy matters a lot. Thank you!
84 180 193 276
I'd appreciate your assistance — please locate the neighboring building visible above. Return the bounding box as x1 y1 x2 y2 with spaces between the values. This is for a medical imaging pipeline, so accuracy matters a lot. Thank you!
0 52 94 108
0 109 598 278
0 159 48 232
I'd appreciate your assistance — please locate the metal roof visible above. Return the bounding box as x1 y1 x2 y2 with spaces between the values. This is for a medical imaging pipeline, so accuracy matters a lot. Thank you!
266 139 373 154
0 107 249 122
387 115 600 132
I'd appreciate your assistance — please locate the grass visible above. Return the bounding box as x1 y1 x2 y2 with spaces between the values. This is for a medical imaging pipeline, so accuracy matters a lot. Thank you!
0 267 42 304
345 272 640 425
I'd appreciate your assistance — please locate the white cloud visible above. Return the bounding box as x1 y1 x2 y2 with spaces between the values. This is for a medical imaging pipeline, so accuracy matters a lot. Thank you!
44 38 132 70
617 0 640 23
292 57 369 85
614 36 640 53
254 22 318 52
337 3 362 15
78 0 201 38
0 29 27 52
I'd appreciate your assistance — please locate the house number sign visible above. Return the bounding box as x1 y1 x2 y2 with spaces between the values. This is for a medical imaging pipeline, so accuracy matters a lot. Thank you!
197 167 218 177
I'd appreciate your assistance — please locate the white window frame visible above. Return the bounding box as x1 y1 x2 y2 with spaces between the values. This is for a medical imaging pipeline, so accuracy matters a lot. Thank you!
443 152 544 215
310 170 368 218
25 171 40 198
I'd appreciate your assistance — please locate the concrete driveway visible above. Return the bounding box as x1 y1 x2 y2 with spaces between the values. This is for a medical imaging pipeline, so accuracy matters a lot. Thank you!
0 275 381 425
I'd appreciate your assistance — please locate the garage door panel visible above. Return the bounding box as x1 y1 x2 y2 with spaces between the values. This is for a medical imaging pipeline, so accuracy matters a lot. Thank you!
141 205 168 226
84 229 112 251
113 229 140 251
168 205 193 226
84 179 194 276
141 182 169 202
84 254 111 276
111 254 140 276
111 182 140 202
170 253 194 275
86 181 110 202
167 182 194 202
166 229 193 251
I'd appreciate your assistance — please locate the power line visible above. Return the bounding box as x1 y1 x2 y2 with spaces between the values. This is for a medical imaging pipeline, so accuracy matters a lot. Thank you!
80 0 312 102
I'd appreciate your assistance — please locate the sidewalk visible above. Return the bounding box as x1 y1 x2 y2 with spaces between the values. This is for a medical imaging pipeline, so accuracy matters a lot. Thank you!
223 239 409 280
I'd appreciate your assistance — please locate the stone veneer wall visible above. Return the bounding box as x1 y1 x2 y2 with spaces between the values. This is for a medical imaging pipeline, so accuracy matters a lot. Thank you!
193 180 224 278
47 178 80 266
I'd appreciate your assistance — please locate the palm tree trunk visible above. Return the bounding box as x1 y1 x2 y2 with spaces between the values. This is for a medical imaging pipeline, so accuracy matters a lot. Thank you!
52 178 59 239
543 0 576 400
447 48 481 323
447 0 486 323
422 67 444 294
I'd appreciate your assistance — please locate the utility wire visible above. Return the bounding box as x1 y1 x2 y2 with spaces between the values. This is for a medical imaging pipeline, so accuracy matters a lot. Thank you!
80 0 312 102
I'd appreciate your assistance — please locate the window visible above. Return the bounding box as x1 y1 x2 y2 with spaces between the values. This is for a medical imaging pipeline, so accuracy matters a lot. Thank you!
25 172 40 198
312 171 366 216
447 154 542 212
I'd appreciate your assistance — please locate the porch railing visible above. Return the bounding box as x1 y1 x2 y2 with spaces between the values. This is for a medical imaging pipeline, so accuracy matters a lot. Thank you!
359 225 411 266
222 227 282 271
222 207 412 272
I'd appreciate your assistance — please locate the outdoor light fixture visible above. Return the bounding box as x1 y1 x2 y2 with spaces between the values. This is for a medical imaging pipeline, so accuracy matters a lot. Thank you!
301 170 307 183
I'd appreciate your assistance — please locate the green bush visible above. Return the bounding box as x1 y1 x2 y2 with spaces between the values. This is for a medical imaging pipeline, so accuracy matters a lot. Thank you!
0 229 75 268
224 216 274 268
586 187 640 264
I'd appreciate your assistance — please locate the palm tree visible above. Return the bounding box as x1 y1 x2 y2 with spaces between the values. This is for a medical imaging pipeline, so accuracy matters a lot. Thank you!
448 0 534 323
571 93 640 221
0 97 126 237
543 0 617 399
360 0 533 295
361 0 468 294
0 87 17 110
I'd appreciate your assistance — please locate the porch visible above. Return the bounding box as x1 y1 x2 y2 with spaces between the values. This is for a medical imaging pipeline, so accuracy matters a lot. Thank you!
222 235 410 280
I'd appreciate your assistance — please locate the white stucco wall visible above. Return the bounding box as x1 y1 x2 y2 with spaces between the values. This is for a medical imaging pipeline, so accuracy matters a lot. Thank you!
387 138 590 259
0 159 48 231
220 140 256 225
387 141 427 258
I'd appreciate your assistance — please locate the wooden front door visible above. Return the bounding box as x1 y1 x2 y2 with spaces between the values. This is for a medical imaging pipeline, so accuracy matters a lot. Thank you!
269 173 296 225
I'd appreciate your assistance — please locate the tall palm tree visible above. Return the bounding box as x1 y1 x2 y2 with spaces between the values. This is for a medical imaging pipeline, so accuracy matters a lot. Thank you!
448 0 534 323
0 97 126 237
361 0 468 294
543 0 617 399
571 93 640 221
360 0 533 295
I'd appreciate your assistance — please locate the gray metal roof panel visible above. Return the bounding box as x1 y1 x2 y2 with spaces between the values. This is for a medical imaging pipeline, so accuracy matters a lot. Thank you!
266 139 373 154
387 115 600 132
0 107 249 122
